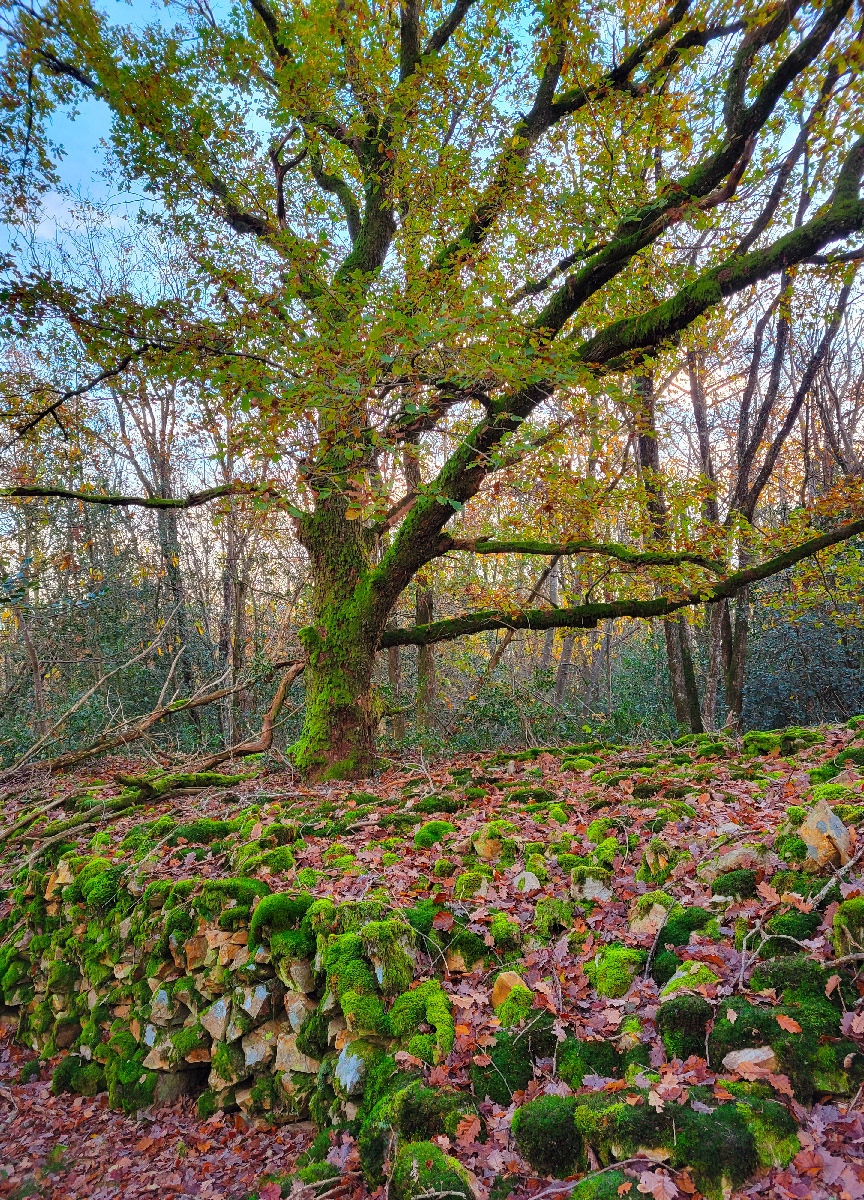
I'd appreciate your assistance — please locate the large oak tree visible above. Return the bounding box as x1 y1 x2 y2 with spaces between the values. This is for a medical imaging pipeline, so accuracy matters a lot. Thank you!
2 0 864 776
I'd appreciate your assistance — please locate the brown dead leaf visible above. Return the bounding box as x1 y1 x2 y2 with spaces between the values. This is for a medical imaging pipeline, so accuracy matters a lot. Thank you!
775 1014 802 1033
637 1169 678 1199
766 1072 795 1098
455 1114 481 1146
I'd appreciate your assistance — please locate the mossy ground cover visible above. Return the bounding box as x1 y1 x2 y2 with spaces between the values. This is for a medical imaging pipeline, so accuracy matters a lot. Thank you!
1 719 864 1198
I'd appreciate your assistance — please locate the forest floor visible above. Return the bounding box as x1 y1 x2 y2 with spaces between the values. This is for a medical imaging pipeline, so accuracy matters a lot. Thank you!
1 721 864 1200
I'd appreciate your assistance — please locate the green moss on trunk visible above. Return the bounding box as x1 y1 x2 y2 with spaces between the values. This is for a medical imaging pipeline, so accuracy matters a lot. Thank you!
290 496 384 780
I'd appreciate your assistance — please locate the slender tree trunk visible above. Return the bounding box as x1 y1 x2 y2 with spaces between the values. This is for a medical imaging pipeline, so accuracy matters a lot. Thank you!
663 618 690 726
553 634 574 705
724 588 750 728
415 571 435 728
636 367 705 732
540 560 558 670
387 642 406 741
16 606 49 737
701 602 724 730
677 614 704 733
156 506 198 710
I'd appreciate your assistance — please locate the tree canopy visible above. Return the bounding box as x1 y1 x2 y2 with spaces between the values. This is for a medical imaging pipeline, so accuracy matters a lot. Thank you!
1 0 864 775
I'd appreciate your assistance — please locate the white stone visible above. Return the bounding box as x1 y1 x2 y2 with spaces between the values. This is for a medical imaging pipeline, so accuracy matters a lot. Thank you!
150 986 182 1025
242 1019 281 1070
200 996 230 1042
722 1046 779 1074
238 982 273 1021
571 874 612 903
629 902 671 937
284 990 317 1032
334 1042 369 1097
275 1029 320 1074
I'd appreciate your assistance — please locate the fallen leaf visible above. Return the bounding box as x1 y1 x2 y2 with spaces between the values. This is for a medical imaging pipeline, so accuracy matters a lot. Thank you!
637 1168 678 1199
455 1114 481 1145
775 1014 802 1033
756 881 781 904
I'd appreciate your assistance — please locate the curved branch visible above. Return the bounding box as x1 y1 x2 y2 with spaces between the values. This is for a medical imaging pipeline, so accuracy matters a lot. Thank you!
381 515 864 648
309 147 362 242
191 661 305 771
0 482 286 510
441 536 725 572
1 347 154 449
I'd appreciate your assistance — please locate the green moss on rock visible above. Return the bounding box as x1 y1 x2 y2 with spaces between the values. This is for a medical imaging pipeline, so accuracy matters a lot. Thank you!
414 820 455 849
656 994 713 1059
712 869 758 899
512 1095 581 1177
390 1141 474 1200
390 980 454 1064
834 897 864 956
585 945 645 998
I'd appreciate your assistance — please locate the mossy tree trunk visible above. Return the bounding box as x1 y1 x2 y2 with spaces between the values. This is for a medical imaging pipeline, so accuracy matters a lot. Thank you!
291 495 387 780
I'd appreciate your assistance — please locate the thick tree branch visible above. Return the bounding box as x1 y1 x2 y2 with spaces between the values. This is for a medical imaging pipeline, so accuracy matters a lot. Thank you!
0 482 283 509
381 515 864 648
309 147 362 242
534 0 851 338
574 138 864 367
399 0 421 81
441 537 724 572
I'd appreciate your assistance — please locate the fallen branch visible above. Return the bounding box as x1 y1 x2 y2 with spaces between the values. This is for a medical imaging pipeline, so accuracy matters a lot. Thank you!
528 1158 661 1200
0 481 286 510
821 953 864 967
44 680 242 772
0 605 181 777
811 843 864 907
3 802 150 883
115 770 259 803
190 662 306 771
0 794 67 846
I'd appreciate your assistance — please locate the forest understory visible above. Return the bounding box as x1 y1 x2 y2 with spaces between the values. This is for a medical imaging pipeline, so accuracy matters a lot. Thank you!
1 724 864 1200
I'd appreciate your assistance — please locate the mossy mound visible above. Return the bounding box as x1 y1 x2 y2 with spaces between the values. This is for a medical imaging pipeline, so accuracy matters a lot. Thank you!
709 997 860 1102
513 1088 785 1199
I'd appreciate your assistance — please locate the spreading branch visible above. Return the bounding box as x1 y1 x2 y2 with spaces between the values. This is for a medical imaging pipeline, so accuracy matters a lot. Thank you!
441 537 725 573
380 515 864 648
0 482 285 510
